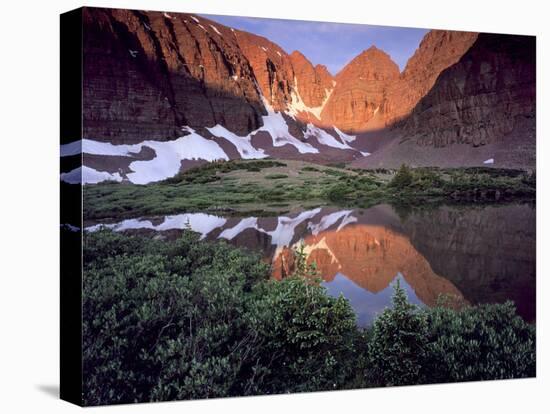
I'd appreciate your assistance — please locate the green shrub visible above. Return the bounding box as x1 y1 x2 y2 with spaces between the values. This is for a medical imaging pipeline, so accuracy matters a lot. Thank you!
83 230 536 403
247 275 359 393
265 173 289 180
163 160 287 184
83 230 359 404
323 169 347 177
422 302 536 383
366 279 429 386
389 164 413 189
83 230 269 404
411 168 444 190
364 282 536 387
325 184 351 202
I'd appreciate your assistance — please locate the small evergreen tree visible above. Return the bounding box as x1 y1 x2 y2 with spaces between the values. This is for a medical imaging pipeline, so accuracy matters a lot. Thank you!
389 164 413 189
292 243 318 279
366 278 429 386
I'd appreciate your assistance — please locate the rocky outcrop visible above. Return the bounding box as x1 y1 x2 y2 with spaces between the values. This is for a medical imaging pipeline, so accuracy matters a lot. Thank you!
384 30 478 125
83 8 266 142
318 32 477 133
232 30 295 112
76 6 536 174
401 33 536 148
322 46 400 133
289 51 334 108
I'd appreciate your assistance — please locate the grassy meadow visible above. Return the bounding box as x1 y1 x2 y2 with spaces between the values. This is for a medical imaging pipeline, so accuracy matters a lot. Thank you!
83 159 536 221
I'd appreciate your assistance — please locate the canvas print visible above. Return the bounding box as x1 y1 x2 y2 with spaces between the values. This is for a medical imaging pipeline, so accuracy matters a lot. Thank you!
60 6 536 406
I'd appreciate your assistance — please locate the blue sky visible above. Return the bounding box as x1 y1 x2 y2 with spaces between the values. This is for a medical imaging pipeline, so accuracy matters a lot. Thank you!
202 14 429 75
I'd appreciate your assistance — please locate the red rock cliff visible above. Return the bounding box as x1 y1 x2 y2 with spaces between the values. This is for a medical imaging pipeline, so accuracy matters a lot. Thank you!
322 46 400 133
83 8 267 142
400 33 536 148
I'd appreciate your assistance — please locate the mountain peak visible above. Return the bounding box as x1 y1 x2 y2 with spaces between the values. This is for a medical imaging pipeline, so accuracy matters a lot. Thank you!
289 50 334 109
290 50 307 60
337 46 399 81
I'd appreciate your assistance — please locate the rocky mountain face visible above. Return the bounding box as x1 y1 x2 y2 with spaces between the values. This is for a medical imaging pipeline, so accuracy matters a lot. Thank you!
82 8 478 141
353 32 536 169
83 8 268 141
384 30 478 126
316 32 477 133
232 29 295 113
321 47 400 132
66 7 536 184
289 51 334 108
401 33 536 148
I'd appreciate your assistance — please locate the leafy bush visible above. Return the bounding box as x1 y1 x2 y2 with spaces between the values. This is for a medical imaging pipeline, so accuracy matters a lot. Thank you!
325 184 351 202
366 279 429 386
363 281 536 387
410 168 444 190
83 230 269 404
163 160 287 184
83 230 358 404
323 169 347 177
422 302 536 383
83 230 536 404
300 166 320 172
247 276 359 393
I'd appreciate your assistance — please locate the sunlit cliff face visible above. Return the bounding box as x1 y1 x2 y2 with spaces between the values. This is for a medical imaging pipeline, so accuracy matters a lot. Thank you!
272 224 465 308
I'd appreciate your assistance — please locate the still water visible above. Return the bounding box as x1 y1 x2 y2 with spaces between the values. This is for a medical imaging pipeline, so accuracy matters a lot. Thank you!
87 203 536 326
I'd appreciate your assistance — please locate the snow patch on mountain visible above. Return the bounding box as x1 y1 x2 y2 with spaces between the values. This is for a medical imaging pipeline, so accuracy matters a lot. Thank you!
256 94 318 154
260 111 319 154
61 129 230 184
333 127 356 143
207 125 268 159
209 24 222 36
304 124 355 150
287 77 333 120
126 128 229 184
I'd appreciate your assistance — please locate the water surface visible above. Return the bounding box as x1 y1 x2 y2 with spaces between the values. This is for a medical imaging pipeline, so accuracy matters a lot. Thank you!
87 203 536 326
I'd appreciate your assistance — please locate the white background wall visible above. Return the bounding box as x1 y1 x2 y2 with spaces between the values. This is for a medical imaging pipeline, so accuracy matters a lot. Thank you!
0 0 547 412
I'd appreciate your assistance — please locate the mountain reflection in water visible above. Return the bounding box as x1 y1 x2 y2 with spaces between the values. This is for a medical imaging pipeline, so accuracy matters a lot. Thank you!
87 203 535 326
324 273 424 326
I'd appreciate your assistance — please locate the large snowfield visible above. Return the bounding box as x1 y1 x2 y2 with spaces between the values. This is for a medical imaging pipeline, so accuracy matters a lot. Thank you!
60 90 368 184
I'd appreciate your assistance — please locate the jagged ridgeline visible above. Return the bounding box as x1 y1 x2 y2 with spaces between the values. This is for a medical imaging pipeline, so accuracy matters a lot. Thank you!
60 7 534 185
